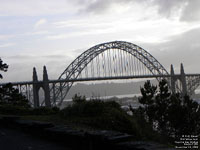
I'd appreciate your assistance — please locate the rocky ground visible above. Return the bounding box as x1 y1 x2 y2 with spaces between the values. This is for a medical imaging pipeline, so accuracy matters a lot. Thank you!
0 127 71 150
0 116 176 150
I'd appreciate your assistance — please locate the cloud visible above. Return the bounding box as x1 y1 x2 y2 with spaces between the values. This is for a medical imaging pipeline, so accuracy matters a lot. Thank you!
0 34 15 40
82 0 114 14
28 30 50 35
1 0 199 23
139 27 200 73
0 0 78 16
34 19 47 28
151 0 187 18
0 43 15 48
144 0 200 22
6 54 68 60
0 0 199 23
1 0 200 83
53 18 112 29
80 0 200 22
180 0 200 22
2 53 72 82
80 0 137 14
46 28 114 40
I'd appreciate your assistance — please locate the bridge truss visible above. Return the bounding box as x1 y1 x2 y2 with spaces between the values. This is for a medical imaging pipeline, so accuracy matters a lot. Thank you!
52 41 169 106
0 41 200 107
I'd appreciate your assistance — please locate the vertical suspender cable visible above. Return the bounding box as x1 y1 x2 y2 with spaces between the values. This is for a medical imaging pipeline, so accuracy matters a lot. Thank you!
129 52 132 76
117 49 121 76
108 49 111 77
110 49 112 77
106 50 109 77
121 50 124 76
113 49 116 76
135 53 138 76
104 51 106 77
138 56 141 76
132 54 135 76
116 50 118 76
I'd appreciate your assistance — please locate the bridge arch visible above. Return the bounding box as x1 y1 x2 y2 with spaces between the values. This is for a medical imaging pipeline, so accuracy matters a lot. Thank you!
51 41 169 106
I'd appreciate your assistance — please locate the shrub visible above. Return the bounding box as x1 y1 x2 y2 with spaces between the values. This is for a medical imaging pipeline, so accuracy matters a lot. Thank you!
60 100 122 117
0 104 60 116
31 106 60 115
0 83 30 108
60 100 139 135
72 94 86 103
0 104 31 115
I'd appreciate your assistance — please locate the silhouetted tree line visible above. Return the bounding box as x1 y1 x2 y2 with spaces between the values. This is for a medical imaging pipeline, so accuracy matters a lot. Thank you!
133 79 200 138
0 83 30 107
0 58 8 79
0 58 30 107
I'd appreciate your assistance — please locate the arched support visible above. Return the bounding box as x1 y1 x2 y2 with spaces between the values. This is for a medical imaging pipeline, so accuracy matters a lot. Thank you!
52 41 169 106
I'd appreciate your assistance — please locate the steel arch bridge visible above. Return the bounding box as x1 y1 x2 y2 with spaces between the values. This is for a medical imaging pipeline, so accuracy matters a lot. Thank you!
0 41 200 107
54 41 169 106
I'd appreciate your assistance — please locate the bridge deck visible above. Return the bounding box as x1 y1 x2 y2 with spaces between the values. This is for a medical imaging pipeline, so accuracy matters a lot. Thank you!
1 74 200 86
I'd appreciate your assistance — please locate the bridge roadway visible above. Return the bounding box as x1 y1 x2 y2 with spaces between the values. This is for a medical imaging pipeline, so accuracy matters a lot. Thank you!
1 73 200 86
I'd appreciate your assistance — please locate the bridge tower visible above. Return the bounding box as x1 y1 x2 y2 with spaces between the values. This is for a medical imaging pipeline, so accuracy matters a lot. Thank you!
43 66 51 107
170 64 176 94
180 63 187 96
33 67 40 108
170 63 188 96
32 66 51 108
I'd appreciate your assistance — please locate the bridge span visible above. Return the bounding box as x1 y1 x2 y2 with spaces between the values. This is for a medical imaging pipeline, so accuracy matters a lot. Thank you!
0 41 200 107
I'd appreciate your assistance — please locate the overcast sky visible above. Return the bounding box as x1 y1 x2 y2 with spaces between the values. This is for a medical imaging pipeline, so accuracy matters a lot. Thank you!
0 0 200 82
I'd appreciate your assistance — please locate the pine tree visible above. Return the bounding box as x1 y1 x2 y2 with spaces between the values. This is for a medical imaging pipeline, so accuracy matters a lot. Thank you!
138 79 200 137
0 58 8 79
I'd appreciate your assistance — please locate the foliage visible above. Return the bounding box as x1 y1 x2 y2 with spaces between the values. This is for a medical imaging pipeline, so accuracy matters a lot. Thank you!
137 79 200 137
0 104 31 115
0 83 30 108
0 59 29 107
0 58 8 79
60 99 139 135
72 93 86 103
61 100 120 117
31 106 60 115
130 107 171 143
0 105 60 115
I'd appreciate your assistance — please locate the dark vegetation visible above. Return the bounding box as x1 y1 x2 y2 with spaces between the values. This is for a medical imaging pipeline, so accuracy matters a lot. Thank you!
0 83 30 108
136 80 200 139
60 95 138 134
0 83 60 115
0 58 199 145
0 59 59 116
0 58 8 79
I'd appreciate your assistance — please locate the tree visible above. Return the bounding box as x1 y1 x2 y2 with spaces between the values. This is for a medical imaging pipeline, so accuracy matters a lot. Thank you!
0 59 30 108
138 79 200 137
168 95 200 136
0 58 8 79
139 80 157 126
0 83 30 108
72 94 86 103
